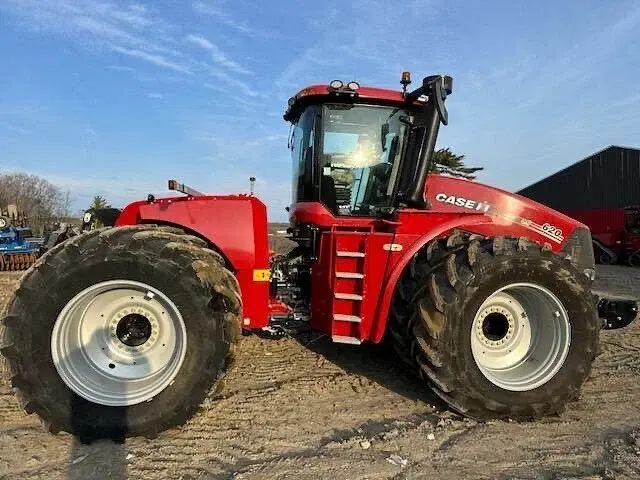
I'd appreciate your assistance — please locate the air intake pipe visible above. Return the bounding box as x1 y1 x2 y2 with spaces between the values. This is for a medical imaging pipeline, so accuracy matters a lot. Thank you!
405 75 452 208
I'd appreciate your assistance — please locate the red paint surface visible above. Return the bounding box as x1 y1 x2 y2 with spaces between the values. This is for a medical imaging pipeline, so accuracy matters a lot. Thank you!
292 84 415 106
563 209 626 248
292 174 590 343
561 208 640 256
112 171 591 345
115 194 271 328
268 299 293 317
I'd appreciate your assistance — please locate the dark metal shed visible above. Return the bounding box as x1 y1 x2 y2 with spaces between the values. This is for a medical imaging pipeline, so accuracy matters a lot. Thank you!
517 145 640 210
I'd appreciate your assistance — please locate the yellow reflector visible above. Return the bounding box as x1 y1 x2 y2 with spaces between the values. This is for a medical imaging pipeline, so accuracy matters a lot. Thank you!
253 269 271 281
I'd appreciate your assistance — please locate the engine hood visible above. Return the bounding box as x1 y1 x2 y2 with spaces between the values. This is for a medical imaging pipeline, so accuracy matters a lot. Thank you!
425 173 590 250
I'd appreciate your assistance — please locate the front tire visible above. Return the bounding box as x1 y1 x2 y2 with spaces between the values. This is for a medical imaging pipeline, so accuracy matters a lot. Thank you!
389 233 600 420
0 225 242 441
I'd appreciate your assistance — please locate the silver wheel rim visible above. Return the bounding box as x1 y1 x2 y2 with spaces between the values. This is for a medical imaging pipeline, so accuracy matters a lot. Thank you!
470 282 571 391
51 280 187 406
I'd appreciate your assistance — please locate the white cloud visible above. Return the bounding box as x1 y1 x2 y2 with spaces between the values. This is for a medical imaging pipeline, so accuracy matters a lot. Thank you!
186 34 252 75
274 0 446 93
2 1 262 99
110 46 191 74
186 34 214 50
492 3 640 112
203 82 228 95
192 1 257 36
209 71 261 98
107 65 136 73
1 0 189 73
82 127 97 137
0 121 29 136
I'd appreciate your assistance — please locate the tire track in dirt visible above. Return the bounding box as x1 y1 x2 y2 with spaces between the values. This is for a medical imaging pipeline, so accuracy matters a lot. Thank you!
122 333 438 479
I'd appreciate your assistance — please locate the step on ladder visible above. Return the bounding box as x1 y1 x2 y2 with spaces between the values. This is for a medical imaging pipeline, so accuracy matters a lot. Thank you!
331 231 370 345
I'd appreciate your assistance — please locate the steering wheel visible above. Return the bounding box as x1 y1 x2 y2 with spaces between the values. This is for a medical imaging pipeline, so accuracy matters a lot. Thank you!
371 162 392 182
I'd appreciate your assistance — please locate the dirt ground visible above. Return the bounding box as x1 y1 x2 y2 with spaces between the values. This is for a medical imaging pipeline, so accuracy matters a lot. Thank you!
0 266 639 480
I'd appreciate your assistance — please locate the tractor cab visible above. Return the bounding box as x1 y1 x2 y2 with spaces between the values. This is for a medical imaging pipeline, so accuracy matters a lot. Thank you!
624 206 640 235
278 74 454 345
288 96 410 217
284 74 452 223
623 206 640 266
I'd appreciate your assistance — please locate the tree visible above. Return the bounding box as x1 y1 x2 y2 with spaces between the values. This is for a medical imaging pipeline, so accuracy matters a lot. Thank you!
0 172 73 234
85 195 113 229
431 147 483 180
56 190 74 218
89 195 110 211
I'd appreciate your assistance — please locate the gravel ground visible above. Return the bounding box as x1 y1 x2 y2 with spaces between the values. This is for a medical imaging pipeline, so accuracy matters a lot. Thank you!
0 265 639 480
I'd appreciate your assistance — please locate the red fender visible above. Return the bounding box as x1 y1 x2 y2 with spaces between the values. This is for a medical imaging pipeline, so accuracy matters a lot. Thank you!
369 215 492 343
115 194 272 329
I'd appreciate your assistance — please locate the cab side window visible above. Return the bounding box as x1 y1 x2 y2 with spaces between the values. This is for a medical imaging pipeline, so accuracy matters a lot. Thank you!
290 106 317 203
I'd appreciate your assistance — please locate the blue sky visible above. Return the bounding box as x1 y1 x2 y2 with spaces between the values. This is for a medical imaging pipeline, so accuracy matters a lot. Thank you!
1 0 639 221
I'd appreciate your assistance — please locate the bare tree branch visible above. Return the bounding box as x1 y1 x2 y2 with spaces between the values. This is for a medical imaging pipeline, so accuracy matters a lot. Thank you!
0 172 74 234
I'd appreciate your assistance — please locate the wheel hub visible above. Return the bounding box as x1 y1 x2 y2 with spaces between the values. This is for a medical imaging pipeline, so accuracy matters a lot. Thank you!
116 313 152 347
479 308 513 344
470 283 570 392
108 305 159 354
51 280 187 406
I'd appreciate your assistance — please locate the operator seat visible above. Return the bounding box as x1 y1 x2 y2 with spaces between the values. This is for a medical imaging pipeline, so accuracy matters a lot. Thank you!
320 174 339 215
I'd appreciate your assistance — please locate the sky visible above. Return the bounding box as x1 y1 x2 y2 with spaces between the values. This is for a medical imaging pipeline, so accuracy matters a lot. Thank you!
1 0 639 221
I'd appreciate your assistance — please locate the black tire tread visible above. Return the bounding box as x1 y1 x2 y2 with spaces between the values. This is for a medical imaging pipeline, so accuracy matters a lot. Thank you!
388 231 600 420
0 225 242 439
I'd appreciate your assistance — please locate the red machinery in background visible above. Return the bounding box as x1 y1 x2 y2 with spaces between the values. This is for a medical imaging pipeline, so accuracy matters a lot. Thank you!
516 145 640 267
565 206 640 266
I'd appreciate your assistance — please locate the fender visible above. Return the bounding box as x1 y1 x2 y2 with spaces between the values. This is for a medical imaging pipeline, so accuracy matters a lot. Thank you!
115 194 272 329
369 214 492 343
368 212 593 344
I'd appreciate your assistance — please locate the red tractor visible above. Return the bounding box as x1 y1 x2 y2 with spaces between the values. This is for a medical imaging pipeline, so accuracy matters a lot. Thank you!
0 74 635 441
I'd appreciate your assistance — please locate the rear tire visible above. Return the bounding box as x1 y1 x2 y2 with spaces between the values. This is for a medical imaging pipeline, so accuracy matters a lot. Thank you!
389 233 600 420
0 225 242 441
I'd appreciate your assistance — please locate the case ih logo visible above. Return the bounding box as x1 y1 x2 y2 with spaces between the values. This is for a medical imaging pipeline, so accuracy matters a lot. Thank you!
435 193 491 213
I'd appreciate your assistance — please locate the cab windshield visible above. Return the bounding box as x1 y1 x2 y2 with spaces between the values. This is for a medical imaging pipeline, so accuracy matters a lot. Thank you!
319 104 408 216
625 208 640 234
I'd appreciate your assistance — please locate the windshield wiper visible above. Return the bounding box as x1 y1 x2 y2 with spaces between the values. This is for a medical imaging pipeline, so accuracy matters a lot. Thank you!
385 107 400 121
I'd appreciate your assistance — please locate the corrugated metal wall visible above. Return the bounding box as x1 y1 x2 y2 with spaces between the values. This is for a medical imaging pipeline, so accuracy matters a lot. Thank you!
517 146 640 210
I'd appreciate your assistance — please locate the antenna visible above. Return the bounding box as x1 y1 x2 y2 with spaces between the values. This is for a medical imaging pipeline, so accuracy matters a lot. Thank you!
249 176 256 195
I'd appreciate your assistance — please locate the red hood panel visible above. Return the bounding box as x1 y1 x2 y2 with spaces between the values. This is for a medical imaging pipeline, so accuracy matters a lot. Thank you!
425 174 587 247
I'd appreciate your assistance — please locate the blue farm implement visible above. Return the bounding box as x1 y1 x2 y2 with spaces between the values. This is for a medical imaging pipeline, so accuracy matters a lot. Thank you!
0 216 39 271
